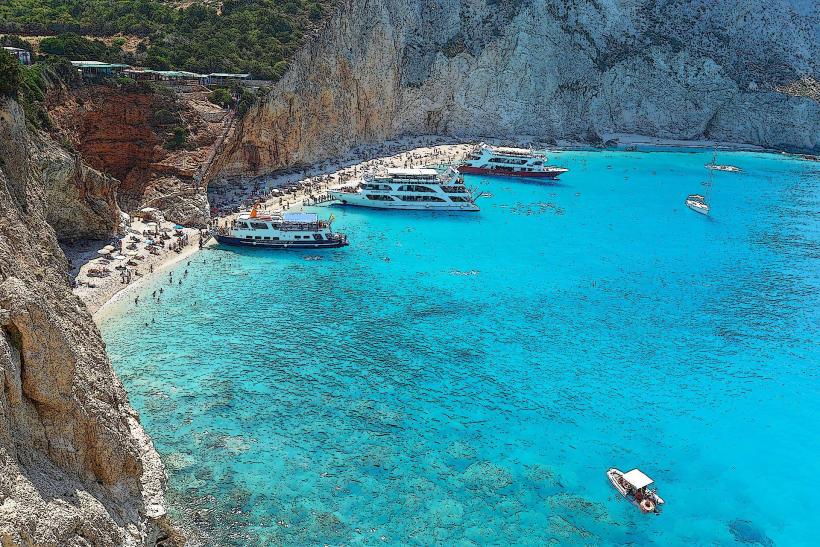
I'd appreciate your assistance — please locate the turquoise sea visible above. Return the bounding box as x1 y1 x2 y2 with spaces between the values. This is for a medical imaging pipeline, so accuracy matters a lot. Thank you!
101 150 819 545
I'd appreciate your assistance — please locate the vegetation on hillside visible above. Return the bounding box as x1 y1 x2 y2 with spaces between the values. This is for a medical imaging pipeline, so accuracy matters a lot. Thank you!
0 50 22 97
0 0 335 79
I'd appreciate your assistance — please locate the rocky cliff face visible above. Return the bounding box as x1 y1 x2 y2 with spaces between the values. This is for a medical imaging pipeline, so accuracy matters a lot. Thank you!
34 129 122 243
48 85 225 227
0 97 179 545
214 0 820 177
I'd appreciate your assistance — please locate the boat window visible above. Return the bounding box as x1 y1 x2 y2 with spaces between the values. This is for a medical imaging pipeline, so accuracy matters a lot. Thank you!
238 222 251 229
532 161 543 166
245 236 252 240
467 155 481 160
313 233 324 240
398 195 446 202
397 185 436 193
263 236 270 240
272 237 279 241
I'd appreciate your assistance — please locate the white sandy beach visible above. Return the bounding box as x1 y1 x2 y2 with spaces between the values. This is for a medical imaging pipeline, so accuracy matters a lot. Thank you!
67 219 204 320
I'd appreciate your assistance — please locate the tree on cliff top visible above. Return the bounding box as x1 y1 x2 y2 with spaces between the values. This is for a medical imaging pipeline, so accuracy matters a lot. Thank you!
0 0 334 80
0 49 21 97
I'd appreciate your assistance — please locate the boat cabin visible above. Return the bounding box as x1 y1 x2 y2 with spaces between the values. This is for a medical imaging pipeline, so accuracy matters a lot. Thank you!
621 469 654 494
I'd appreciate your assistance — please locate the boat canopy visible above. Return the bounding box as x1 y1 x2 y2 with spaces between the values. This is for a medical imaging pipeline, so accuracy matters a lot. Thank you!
283 212 318 223
623 469 654 489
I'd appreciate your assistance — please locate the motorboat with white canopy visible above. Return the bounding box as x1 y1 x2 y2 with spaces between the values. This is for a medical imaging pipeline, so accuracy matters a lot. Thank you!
607 468 665 514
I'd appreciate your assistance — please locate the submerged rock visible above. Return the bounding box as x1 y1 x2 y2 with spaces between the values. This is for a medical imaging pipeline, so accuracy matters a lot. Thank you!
547 492 610 522
729 519 775 546
525 463 564 489
462 461 513 491
547 515 594 540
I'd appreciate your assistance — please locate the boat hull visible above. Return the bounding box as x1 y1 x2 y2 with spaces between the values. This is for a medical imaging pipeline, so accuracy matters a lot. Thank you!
329 191 479 211
458 165 567 179
685 201 709 215
215 234 348 249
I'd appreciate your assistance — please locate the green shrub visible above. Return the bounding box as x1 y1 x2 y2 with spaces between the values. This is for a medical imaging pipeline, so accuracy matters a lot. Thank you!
0 49 21 97
208 88 233 108
1 34 33 52
0 0 334 79
40 33 123 62
166 125 189 150
237 88 258 118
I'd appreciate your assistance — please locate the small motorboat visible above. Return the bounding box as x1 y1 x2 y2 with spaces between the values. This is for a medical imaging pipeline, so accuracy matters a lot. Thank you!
706 163 741 173
685 193 710 215
607 468 665 514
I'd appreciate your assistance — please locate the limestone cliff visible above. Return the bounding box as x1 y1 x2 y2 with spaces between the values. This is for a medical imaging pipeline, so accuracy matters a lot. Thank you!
48 84 227 227
214 0 820 177
34 129 122 243
0 97 179 545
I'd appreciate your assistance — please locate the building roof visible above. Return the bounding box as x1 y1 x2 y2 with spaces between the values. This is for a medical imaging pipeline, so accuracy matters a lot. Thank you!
208 73 250 78
155 70 204 78
387 168 439 176
2 46 28 53
70 61 130 69
622 469 654 489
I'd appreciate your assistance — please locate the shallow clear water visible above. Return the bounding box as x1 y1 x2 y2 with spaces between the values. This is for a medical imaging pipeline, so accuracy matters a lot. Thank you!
101 150 819 545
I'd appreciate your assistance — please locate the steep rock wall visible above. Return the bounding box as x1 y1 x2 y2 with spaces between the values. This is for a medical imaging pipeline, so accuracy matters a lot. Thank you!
214 0 820 177
0 97 179 545
48 85 221 227
34 130 122 242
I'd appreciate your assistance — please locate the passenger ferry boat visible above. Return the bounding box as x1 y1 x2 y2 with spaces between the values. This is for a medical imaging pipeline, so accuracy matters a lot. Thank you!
329 167 479 211
215 208 348 249
458 143 568 179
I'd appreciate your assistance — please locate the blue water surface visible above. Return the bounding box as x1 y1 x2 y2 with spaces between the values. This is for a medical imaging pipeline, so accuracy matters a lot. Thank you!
101 150 820 545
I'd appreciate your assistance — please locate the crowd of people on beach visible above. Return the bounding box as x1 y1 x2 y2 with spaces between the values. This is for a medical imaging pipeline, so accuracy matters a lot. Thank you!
207 140 471 220
75 139 477 312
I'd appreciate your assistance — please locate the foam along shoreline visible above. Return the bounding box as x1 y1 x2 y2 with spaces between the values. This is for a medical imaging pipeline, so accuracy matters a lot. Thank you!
66 218 204 321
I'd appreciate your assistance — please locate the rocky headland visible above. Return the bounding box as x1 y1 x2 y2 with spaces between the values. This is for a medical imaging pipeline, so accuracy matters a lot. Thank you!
0 96 180 545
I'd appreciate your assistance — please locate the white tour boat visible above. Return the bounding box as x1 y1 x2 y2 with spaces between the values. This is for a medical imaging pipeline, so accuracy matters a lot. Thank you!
607 468 665 514
215 208 348 249
458 142 568 180
329 167 480 211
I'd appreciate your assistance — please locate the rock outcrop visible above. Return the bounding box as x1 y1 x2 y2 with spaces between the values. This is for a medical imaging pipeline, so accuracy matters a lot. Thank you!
48 84 228 227
34 130 122 242
0 97 179 544
214 0 820 178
